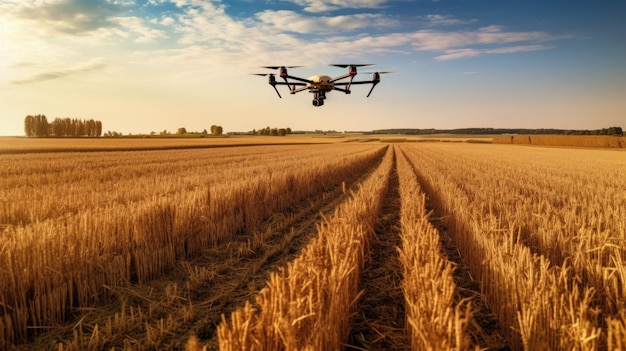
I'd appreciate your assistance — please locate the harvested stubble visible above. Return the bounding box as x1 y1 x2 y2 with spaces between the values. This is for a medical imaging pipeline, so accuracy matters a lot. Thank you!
395 147 476 350
400 143 626 350
0 143 386 349
217 146 394 350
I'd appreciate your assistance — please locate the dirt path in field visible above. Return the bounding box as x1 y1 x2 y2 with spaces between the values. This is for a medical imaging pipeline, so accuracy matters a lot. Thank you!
348 151 411 351
21 153 385 351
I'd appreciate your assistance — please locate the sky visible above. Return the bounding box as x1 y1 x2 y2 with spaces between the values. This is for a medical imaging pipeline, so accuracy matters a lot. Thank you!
1 0 625 135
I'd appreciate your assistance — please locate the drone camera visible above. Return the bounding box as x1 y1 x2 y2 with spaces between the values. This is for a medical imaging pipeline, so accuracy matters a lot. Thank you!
312 99 324 106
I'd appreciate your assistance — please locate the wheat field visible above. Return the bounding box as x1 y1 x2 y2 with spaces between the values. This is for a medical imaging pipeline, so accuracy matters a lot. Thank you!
1 138 624 350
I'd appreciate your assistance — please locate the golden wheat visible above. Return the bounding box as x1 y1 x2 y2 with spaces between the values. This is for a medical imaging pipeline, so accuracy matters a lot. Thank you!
492 135 624 148
217 146 393 350
0 143 385 349
395 147 476 350
400 142 625 349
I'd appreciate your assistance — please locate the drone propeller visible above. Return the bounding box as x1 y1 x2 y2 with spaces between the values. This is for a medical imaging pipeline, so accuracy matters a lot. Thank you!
331 64 373 68
261 66 304 94
262 66 303 70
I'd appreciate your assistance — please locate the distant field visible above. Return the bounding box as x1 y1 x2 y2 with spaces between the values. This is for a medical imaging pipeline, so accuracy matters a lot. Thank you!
0 135 338 154
493 134 625 148
1 140 625 350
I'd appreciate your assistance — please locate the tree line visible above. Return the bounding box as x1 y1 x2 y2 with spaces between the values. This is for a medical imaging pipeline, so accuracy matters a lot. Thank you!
24 115 103 137
371 127 624 136
252 127 292 136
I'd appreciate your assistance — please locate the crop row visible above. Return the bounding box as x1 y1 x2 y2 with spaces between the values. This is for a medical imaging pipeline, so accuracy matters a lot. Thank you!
218 145 498 350
218 146 394 350
0 144 386 349
400 143 626 349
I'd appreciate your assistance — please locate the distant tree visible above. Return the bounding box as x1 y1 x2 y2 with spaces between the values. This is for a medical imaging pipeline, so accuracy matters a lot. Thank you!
24 115 35 137
607 126 623 136
52 119 64 136
211 125 223 135
65 118 76 136
32 115 49 137
95 120 103 137
177 127 187 135
286 127 292 134
278 128 287 136
85 119 96 137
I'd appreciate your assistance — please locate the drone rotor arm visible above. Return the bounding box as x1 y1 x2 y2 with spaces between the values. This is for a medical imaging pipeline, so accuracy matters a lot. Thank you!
346 80 374 85
273 82 306 86
291 86 309 94
333 87 351 94
285 75 314 84
328 73 351 83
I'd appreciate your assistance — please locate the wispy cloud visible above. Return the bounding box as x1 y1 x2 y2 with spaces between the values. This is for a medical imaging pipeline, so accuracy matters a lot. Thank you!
11 0 125 35
434 44 551 61
409 27 552 51
11 60 106 85
256 10 398 34
424 14 477 27
2 0 566 87
110 16 168 43
287 0 391 12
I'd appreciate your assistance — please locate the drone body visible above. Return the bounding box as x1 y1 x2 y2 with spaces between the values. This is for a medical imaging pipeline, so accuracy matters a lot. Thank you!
254 65 389 107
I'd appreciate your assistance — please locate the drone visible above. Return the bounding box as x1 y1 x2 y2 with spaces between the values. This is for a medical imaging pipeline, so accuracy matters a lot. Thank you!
253 64 390 107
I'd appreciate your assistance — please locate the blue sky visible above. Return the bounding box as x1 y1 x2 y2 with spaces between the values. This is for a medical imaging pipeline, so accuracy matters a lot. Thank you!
1 0 624 135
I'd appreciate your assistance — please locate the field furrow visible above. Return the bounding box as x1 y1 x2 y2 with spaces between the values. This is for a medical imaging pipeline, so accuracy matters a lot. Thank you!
348 149 409 350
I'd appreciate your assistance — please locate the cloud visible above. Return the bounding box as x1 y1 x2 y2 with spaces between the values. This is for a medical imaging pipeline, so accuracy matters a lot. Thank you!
11 0 125 35
408 28 552 52
110 16 168 43
11 60 107 85
1 0 567 88
256 10 398 34
129 2 560 77
287 0 391 12
424 14 477 27
434 44 551 61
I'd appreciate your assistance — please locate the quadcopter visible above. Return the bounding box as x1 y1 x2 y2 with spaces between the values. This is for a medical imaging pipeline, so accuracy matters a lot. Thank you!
253 64 390 107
